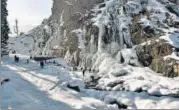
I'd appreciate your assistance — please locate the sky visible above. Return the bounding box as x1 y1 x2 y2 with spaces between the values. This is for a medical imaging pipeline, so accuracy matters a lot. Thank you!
7 0 53 36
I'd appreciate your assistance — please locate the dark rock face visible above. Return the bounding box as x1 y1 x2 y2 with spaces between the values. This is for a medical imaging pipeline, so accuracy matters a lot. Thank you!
135 40 178 77
168 0 179 4
85 76 101 89
136 40 173 66
143 26 155 37
166 5 179 17
136 46 153 67
48 0 104 58
153 58 179 78
51 0 104 29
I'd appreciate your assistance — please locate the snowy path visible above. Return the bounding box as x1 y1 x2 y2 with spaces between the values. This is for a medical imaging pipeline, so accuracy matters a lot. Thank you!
1 61 70 109
1 56 110 109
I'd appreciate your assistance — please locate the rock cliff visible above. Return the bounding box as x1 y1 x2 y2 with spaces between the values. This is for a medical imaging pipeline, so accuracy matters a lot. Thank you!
9 0 179 77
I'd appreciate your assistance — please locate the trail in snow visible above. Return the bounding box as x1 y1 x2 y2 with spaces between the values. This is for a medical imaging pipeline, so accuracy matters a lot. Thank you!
1 61 70 109
1 56 111 109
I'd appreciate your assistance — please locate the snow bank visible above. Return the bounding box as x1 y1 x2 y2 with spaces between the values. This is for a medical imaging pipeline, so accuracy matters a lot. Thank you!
89 47 179 99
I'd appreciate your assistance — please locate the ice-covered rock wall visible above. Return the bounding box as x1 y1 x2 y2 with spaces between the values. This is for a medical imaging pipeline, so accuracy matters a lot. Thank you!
11 0 179 76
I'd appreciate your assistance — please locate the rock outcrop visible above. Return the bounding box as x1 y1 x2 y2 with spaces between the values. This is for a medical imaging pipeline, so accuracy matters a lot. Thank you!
50 0 104 30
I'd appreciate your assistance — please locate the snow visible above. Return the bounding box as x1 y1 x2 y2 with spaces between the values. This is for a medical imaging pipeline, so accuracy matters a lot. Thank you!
46 57 70 70
1 62 69 109
160 30 179 48
3 0 179 109
90 51 179 98
1 55 110 109
164 52 179 61
1 54 179 109
8 35 34 55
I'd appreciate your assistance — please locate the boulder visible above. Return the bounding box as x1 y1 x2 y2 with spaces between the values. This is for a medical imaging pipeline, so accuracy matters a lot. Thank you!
143 26 155 37
67 84 80 92
1 78 10 85
136 40 173 69
104 96 128 109
111 69 129 77
107 80 124 88
110 100 128 109
153 58 179 77
136 46 153 67
134 87 143 93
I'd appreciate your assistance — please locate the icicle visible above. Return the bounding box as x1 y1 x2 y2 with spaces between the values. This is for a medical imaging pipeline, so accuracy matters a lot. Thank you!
98 23 105 53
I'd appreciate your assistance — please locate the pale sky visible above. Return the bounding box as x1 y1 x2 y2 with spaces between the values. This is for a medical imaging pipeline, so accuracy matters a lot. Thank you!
7 0 53 36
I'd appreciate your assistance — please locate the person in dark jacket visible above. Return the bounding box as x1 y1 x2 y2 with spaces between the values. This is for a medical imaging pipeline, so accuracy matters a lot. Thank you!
27 59 29 64
40 61 44 69
82 67 86 76
14 55 17 61
14 55 19 63
82 69 85 76
89 68 91 73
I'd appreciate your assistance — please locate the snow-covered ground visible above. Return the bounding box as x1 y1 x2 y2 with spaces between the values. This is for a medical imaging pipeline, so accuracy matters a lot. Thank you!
0 55 113 109
3 0 179 109
1 54 179 109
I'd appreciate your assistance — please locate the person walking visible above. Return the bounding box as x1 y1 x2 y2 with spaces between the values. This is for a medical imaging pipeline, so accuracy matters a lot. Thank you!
89 68 91 73
14 55 19 63
82 67 86 76
27 59 29 64
40 61 44 69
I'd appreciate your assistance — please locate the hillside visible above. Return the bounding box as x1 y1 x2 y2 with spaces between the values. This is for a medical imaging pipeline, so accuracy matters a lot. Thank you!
4 0 179 109
9 0 179 76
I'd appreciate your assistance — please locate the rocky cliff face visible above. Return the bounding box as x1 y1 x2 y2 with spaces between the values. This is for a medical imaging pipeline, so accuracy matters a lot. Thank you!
11 0 179 77
50 0 104 30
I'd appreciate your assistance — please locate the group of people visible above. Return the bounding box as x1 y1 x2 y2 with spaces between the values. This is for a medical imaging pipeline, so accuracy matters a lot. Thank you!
39 60 58 69
14 55 46 69
44 60 56 64
72 66 88 76
80 67 97 76
14 55 98 75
